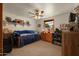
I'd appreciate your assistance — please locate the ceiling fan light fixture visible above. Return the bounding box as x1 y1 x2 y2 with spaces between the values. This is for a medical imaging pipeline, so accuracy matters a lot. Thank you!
35 9 39 12
34 15 41 19
29 9 44 19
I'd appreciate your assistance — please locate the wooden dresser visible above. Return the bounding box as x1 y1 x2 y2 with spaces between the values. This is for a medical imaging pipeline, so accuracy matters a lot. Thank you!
40 32 53 43
62 32 79 56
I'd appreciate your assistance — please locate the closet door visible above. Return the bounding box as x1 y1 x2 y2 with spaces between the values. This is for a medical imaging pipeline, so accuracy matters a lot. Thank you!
0 3 3 56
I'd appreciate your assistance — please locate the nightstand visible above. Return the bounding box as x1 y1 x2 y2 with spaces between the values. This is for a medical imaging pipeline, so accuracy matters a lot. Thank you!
3 33 13 55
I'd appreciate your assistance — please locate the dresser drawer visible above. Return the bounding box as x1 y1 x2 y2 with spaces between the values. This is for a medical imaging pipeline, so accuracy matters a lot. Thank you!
40 32 52 43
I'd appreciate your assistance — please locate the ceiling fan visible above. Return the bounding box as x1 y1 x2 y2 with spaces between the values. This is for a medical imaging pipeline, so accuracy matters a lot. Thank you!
28 9 44 19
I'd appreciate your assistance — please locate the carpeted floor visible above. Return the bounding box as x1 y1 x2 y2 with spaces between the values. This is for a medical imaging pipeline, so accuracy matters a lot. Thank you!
10 40 62 56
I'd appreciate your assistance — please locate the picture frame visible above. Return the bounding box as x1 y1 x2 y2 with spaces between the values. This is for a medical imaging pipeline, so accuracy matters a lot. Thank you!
26 21 30 26
37 24 41 27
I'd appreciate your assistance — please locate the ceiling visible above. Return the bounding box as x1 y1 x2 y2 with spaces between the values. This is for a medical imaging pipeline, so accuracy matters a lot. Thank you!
3 3 79 18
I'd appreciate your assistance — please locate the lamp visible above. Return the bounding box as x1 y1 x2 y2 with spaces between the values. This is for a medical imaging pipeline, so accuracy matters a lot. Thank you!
34 9 44 19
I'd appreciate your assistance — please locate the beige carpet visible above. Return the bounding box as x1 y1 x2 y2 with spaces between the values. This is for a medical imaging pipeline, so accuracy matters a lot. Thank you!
10 40 62 56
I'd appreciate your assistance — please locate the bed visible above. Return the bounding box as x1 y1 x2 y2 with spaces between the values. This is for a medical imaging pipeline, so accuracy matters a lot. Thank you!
13 30 39 47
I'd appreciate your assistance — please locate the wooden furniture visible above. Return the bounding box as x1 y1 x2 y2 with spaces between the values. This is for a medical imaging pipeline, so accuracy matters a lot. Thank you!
40 32 53 43
53 29 62 46
3 33 13 55
0 3 3 56
62 32 79 56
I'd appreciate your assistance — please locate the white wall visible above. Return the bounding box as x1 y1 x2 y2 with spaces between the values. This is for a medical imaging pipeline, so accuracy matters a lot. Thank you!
3 11 70 32
3 4 71 32
36 19 44 32
54 12 70 29
36 12 70 32
3 11 37 31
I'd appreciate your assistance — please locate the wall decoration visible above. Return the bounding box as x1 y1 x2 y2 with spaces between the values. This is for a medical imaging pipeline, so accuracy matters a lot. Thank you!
37 24 41 27
15 19 25 26
11 20 16 26
26 21 30 26
44 19 54 29
5 17 12 22
5 17 26 26
5 16 16 26
44 24 50 28
60 24 70 31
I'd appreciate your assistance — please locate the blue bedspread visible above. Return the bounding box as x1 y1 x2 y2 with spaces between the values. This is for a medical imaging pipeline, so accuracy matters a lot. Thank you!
13 30 39 47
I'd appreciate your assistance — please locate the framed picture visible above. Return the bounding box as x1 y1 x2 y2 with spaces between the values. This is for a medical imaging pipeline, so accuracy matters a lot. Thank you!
26 21 30 26
37 24 41 27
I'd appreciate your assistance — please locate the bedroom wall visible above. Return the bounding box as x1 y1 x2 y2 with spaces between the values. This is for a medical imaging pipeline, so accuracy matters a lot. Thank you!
36 12 70 32
3 11 37 31
3 3 71 32
3 11 71 32
54 12 70 29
